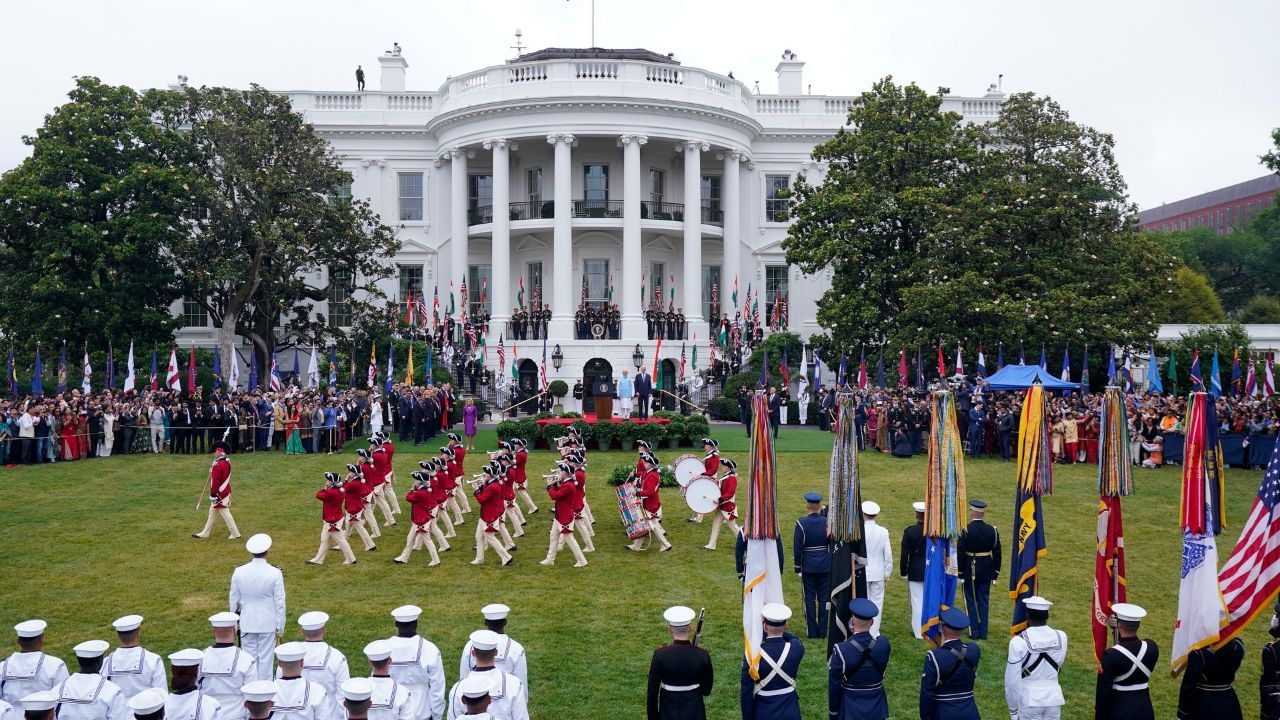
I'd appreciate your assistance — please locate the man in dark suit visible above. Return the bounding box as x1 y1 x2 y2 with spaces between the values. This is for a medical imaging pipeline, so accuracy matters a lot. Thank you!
767 387 782 439
397 390 413 442
900 501 927 639
635 369 653 419
957 499 1001 640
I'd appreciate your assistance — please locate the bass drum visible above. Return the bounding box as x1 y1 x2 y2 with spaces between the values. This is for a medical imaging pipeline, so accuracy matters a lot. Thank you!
684 477 721 515
672 454 704 487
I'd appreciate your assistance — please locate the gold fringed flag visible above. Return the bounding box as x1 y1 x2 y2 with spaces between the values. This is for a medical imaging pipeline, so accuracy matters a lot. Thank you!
1010 384 1052 635
742 389 783 680
825 396 866 653
1093 387 1132 666
921 390 966 646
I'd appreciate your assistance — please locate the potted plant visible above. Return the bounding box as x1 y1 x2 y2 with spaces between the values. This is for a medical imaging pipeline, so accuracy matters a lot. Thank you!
548 380 569 414
662 416 685 449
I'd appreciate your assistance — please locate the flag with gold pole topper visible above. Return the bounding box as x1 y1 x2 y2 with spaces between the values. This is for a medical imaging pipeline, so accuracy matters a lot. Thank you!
1092 386 1133 665
742 348 784 679
921 389 967 646
825 394 867 655
1010 384 1052 635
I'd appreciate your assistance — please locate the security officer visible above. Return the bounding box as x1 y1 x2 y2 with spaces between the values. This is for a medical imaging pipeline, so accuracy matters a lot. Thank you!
920 608 981 720
162 650 220 720
1 620 69 705
1095 603 1158 720
104 616 165 702
52 640 128 720
740 603 802 720
900 502 928 640
792 493 830 639
827 599 890 720
1177 635 1244 720
957 499 1000 640
1262 610 1280 720
294 612 349 720
1004 596 1066 720
646 606 713 720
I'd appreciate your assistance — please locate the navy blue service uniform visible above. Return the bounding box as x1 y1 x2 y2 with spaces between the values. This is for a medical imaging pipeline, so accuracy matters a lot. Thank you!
828 623 890 718
1178 638 1244 720
957 500 1000 640
1262 635 1280 720
648 640 713 720
793 495 830 638
1095 636 1158 720
740 633 803 720
920 608 981 720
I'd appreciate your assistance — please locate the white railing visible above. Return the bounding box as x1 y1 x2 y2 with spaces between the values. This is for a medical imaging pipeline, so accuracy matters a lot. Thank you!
575 62 619 79
387 94 433 111
823 98 853 115
646 65 683 84
755 97 801 114
314 93 363 110
461 72 489 93
508 64 548 83
704 76 728 94
960 99 1001 117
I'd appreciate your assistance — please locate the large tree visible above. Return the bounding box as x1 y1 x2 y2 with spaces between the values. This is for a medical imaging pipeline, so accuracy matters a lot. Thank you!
0 77 193 349
1153 227 1270 312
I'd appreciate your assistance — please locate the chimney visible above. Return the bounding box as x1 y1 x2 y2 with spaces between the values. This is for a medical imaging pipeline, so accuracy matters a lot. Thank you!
775 49 804 95
379 53 408 92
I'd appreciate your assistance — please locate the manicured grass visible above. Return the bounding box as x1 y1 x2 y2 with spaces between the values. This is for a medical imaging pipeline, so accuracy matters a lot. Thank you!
0 427 1271 718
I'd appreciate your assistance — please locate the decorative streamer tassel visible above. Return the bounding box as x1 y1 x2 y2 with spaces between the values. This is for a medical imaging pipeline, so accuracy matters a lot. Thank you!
1097 387 1134 497
744 390 778 540
1017 385 1054 497
924 390 967 540
827 396 863 542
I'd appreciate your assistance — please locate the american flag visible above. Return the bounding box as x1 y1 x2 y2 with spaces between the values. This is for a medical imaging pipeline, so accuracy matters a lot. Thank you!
497 334 506 377
540 335 548 391
1217 440 1280 643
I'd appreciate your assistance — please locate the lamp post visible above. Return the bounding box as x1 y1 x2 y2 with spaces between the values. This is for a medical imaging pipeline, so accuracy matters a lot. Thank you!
551 344 563 370
632 344 644 370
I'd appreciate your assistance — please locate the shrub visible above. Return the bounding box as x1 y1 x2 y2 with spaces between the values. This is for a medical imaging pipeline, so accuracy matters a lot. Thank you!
495 420 520 440
708 395 739 421
652 410 679 420
593 421 618 448
607 461 680 488
616 422 641 448
548 379 569 397
541 423 570 446
634 422 666 448
535 411 555 420
560 411 582 418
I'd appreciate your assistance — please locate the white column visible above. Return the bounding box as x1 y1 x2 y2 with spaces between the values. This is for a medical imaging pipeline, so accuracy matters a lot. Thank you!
620 134 647 339
721 151 742 324
682 140 709 337
486 138 512 330
448 147 470 308
549 133 574 339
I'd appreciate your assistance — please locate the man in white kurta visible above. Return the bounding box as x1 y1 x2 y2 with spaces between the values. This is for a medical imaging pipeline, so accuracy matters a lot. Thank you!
163 649 221 720
360 642 410 720
199 613 258 720
861 501 893 636
456 606 527 693
445 632 526 720
103 617 164 702
52 641 128 720
229 535 286 681
0 620 69 705
384 606 445 720
293 613 348 720
270 644 328 720
1004 596 1067 720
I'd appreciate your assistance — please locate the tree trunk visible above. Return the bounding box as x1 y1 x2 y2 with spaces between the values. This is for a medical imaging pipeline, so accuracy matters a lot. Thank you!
218 310 238 390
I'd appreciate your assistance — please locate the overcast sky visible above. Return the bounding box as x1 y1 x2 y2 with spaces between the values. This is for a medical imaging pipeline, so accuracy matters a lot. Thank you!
3 0 1276 210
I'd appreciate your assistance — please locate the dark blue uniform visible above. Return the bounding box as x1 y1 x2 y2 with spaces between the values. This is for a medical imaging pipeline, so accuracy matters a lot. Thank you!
1096 637 1158 720
828 631 890 720
1262 638 1280 720
957 519 1000 639
920 639 981 720
793 512 830 638
740 633 803 720
647 640 713 720
1178 638 1244 720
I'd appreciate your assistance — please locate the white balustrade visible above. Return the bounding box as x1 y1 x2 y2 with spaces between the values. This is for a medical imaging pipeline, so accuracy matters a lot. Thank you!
387 94 434 111
645 65 683 84
314 93 363 110
508 64 548 83
575 62 619 79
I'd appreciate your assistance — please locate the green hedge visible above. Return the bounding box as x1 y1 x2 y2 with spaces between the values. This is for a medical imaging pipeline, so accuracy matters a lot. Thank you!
606 461 680 488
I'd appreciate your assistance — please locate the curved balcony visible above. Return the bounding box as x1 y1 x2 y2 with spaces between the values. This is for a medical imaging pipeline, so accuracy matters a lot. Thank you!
467 200 724 236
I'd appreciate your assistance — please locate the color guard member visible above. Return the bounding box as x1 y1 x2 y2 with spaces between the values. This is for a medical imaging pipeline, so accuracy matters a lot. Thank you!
900 502 927 640
920 609 981 720
1096 603 1157 720
861 502 892 636
1263 611 1280 720
646 607 712 720
957 499 1000 640
193 443 240 540
1004 596 1066 720
741 603 803 720
792 493 829 639
828 599 890 720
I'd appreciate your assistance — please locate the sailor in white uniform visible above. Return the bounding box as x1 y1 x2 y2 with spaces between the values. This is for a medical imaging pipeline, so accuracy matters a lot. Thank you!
1004 596 1067 720
360 643 409 720
270 644 328 720
448 675 492 720
229 535 286 681
292 613 348 720
104 617 165 702
445 632 526 720
336 678 372 720
126 689 166 720
860 502 893 636
384 606 445 720
52 640 128 720
456 606 526 693
0 695 11 720
239 682 276 720
1 621 68 705
18 690 59 720
163 650 220 720
198 613 258 720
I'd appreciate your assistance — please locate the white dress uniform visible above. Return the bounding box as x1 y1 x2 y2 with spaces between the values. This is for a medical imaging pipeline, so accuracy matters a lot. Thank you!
103 647 165 701
198 646 257 720
445 669 526 720
290 642 348 720
385 635 445 720
164 688 223 720
0 651 69 705
367 677 412 720
861 510 893 636
457 636 527 692
272 677 329 720
54 673 129 720
229 541 286 681
1004 623 1067 720
0 698 13 720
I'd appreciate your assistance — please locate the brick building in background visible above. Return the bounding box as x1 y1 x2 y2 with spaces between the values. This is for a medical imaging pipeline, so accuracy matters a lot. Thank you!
1137 173 1279 234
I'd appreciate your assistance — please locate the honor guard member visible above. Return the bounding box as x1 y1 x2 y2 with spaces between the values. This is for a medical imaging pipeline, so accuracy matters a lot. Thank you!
646 606 713 720
448 675 490 720
338 678 372 720
52 640 128 720
458 606 528 692
956 500 1000 640
1 621 69 705
360 643 409 720
104 617 165 701
446 631 527 720
193 442 240 540
1095 603 1157 720
229 534 286 680
294 613 349 720
920 609 981 720
741 603 803 720
1177 635 1244 720
239 682 276 720
828 599 890 720
900 502 928 640
792 493 830 639
18 691 59 720
1263 611 1280 720
688 439 720 523
309 474 358 565
628 455 672 553
384 606 446 720
1004 596 1066 720
200 614 257 720
702 459 740 551
860 502 892 637
126 689 165 720
270 644 326 720
163 650 221 720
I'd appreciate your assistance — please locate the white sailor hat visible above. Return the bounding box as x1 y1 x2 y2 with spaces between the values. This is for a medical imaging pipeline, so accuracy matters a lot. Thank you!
1112 603 1147 622
458 673 491 700
14 619 47 638
861 501 881 516
240 680 277 703
274 642 307 662
209 612 239 627
168 648 203 667
127 688 167 715
245 533 272 554
1023 596 1053 612
340 677 373 702
297 611 329 631
912 501 926 513
663 606 696 628
469 630 500 651
19 691 59 712
761 603 792 624
391 605 422 622
73 640 109 658
112 615 144 633
362 640 392 661
481 603 510 621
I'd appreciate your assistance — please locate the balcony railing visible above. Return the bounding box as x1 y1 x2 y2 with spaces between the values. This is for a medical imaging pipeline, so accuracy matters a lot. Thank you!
468 200 730 226
572 199 624 218
700 207 724 226
641 201 684 221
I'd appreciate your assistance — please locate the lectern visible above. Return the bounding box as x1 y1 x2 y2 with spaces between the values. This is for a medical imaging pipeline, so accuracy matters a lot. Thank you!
593 379 615 420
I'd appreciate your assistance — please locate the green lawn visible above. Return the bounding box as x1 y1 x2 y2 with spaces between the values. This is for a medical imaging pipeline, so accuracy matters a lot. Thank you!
0 426 1271 718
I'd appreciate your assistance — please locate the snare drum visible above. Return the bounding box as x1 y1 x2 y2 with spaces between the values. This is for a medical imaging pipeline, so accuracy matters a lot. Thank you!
684 477 721 515
672 454 704 487
616 484 649 539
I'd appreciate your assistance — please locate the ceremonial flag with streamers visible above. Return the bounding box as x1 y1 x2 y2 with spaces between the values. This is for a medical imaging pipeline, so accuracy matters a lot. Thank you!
57 342 67 394
228 348 241 390
211 347 222 390
32 345 43 396
826 396 867 654
1147 347 1162 394
1093 387 1133 665
742 387 783 680
1010 385 1052 635
899 348 909 387
922 390 966 646
1171 392 1227 676
1216 433 1280 646
166 349 181 392
124 342 137 393
82 344 92 393
269 350 281 392
188 345 197 392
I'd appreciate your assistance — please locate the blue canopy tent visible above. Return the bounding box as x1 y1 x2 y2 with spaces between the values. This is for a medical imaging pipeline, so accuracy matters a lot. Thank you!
982 363 1081 391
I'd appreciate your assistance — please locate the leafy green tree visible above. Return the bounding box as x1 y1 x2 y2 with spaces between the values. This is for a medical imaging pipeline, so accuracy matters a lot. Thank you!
1151 227 1268 312
1237 294 1280 323
1161 267 1226 323
1157 323 1252 395
0 78 193 350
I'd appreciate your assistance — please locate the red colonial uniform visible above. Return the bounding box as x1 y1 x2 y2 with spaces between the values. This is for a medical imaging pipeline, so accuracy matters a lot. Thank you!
437 463 459 493
572 468 588 514
514 449 529 487
210 456 232 507
343 477 370 516
475 480 505 531
405 487 434 526
500 469 517 508
703 451 720 477
428 473 450 509
636 467 662 514
371 448 391 487
717 471 738 520
452 445 467 466
382 439 396 463
447 456 463 486
316 487 345 527
548 481 577 533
